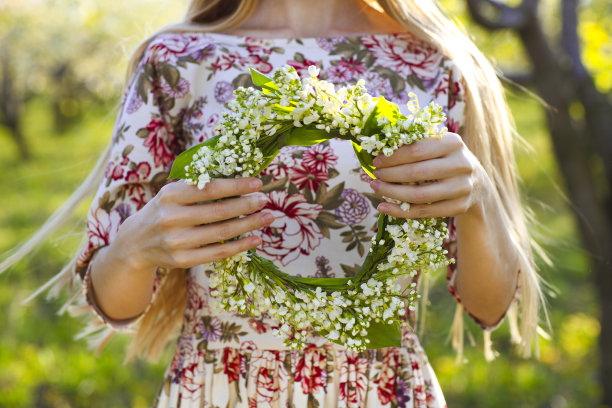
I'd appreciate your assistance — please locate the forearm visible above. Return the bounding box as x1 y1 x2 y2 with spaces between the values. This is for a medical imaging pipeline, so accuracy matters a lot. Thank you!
89 222 158 322
453 172 520 327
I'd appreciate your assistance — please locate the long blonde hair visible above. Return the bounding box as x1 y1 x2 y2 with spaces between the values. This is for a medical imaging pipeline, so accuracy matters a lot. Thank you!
1 0 545 362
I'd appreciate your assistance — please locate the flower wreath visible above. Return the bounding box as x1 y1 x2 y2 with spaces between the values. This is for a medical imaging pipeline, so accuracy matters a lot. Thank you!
169 65 452 351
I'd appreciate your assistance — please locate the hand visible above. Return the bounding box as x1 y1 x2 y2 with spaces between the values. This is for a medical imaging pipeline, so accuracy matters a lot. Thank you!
113 177 273 271
370 132 486 219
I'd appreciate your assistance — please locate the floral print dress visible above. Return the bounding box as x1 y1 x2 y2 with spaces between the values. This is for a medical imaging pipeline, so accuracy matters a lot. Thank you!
76 31 503 408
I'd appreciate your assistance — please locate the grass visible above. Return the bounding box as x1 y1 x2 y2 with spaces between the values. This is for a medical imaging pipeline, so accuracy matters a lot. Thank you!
0 92 598 407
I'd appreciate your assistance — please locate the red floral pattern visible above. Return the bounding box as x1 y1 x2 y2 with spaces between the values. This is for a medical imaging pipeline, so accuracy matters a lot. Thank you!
143 118 176 169
302 144 338 173
361 34 443 83
77 31 492 408
294 345 328 394
256 190 324 266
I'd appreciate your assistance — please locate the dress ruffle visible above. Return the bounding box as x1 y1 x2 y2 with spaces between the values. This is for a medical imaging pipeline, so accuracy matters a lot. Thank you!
153 329 446 408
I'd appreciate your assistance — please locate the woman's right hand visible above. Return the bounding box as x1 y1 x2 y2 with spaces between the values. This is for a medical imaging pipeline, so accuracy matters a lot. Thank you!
116 177 272 271
89 177 272 321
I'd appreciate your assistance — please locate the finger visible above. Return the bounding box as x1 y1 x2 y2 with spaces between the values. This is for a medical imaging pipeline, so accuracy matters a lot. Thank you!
371 176 472 204
372 133 462 168
374 153 471 183
377 196 470 219
173 235 262 268
168 211 274 249
177 193 268 226
159 178 263 205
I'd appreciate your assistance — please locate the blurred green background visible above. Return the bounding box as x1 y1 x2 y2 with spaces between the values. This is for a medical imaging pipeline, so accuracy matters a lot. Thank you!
0 0 609 406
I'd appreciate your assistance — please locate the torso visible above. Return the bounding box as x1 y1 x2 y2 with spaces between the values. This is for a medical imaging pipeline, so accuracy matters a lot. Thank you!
131 31 463 349
119 31 462 407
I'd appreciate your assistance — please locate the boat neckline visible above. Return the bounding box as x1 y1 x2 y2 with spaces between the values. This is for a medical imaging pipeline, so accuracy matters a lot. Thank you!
165 30 412 43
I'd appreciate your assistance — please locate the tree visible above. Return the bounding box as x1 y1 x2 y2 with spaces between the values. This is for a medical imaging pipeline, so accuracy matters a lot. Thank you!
463 0 612 403
0 0 186 158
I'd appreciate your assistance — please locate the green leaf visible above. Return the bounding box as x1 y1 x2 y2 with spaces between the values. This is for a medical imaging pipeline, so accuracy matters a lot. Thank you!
375 96 401 122
121 145 134 157
364 320 402 349
136 128 149 139
303 186 315 203
168 136 220 179
253 152 280 176
340 264 360 277
315 182 345 210
281 126 333 147
375 213 387 242
363 192 382 208
159 61 180 89
136 73 152 103
328 168 340 179
261 176 287 193
249 67 280 94
288 182 299 195
291 276 351 289
362 96 401 136
232 73 253 90
352 141 375 178
316 211 344 228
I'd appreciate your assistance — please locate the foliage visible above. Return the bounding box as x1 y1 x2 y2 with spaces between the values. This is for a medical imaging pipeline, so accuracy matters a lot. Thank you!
0 0 606 406
439 0 612 93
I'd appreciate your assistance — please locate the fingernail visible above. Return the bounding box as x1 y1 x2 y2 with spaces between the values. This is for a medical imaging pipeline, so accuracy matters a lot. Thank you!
377 203 387 212
261 212 274 223
257 194 268 206
372 157 381 167
373 169 380 178
250 179 262 190
251 235 262 245
371 180 379 191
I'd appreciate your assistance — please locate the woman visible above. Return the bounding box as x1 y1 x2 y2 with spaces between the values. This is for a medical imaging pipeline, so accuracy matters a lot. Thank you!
2 0 544 406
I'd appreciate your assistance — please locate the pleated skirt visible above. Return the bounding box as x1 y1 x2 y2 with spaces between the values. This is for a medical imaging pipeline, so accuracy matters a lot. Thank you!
153 330 446 408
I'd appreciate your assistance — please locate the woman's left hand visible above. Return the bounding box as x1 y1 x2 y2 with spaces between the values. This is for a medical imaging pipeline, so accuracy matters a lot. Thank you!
370 132 486 219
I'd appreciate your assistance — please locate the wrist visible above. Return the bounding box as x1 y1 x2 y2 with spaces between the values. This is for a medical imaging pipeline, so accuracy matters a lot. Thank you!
110 215 157 278
457 166 492 224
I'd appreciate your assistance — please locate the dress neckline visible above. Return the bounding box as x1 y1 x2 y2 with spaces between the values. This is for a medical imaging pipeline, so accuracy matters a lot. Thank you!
169 30 412 46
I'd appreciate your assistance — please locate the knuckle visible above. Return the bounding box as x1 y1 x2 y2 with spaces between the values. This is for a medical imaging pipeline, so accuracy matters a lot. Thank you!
458 178 473 196
458 159 473 174
256 213 271 227
411 187 428 203
158 208 176 230
216 223 234 240
158 183 178 203
163 232 183 250
409 143 423 159
244 236 259 249
211 202 231 220
446 132 463 146
377 168 391 181
250 195 266 211
171 251 191 269
410 165 425 181
411 205 427 218
202 180 220 197
215 245 232 260
456 200 470 215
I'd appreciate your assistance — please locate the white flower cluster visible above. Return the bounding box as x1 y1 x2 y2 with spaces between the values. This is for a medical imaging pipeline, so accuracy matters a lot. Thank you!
184 65 447 189
357 91 447 157
184 86 266 188
373 217 450 309
208 214 450 351
209 253 408 351
177 65 452 350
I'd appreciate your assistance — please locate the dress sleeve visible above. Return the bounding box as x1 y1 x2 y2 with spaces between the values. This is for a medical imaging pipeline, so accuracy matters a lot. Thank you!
75 40 192 331
442 62 519 332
